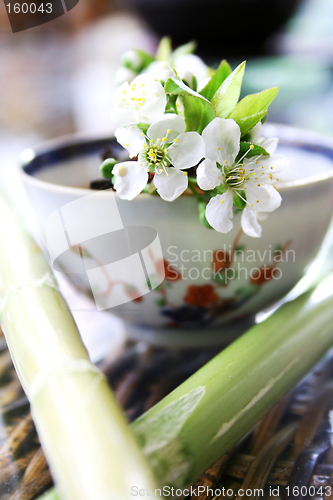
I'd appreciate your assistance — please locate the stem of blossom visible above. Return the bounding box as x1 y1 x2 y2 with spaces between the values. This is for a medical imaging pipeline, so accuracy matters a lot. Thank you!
187 182 209 202
166 94 178 114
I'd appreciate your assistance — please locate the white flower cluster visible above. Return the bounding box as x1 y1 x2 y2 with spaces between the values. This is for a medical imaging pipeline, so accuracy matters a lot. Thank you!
109 55 288 238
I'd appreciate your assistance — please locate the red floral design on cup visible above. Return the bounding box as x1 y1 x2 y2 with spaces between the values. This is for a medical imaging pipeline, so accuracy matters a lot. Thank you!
157 259 182 282
184 285 219 307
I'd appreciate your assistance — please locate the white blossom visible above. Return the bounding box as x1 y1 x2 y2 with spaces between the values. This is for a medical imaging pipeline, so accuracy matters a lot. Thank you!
111 74 166 127
174 54 210 89
197 117 288 237
114 114 204 201
145 61 176 82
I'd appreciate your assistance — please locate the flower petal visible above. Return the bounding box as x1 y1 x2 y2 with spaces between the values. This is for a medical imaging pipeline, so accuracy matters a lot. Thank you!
111 108 137 128
112 81 129 106
168 132 205 169
241 207 262 238
114 67 137 86
205 191 234 233
197 76 211 93
111 82 135 127
153 168 188 202
265 153 289 173
113 161 148 200
244 154 288 181
147 114 186 143
202 117 241 165
245 184 282 212
197 159 223 191
138 94 167 125
136 74 167 124
115 125 145 158
260 137 278 155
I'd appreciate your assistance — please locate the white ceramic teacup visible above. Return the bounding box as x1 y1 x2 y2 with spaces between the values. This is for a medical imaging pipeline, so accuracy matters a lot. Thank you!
18 124 333 346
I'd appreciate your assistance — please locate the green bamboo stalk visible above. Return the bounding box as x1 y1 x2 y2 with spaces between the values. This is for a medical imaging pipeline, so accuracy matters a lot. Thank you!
130 276 333 489
0 192 157 500
39 271 333 499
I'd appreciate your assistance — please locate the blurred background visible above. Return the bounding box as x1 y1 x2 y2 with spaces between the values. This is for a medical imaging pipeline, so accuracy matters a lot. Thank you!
0 0 333 159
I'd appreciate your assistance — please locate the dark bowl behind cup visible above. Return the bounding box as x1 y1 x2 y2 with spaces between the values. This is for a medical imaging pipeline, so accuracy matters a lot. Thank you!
129 0 304 59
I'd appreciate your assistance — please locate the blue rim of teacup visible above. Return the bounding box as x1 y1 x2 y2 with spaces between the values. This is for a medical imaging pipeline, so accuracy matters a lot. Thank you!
18 123 333 196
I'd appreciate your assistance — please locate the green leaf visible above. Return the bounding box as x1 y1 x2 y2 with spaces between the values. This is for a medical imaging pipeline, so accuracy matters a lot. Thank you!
155 297 166 307
165 76 201 97
233 190 246 210
165 76 216 133
228 87 279 135
170 40 197 63
211 61 246 118
236 142 269 162
155 37 172 61
200 60 232 101
235 110 268 137
181 95 216 133
229 87 278 120
135 49 155 70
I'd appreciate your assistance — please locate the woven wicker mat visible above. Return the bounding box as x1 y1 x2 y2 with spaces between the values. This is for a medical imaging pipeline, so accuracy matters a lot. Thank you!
0 332 333 500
